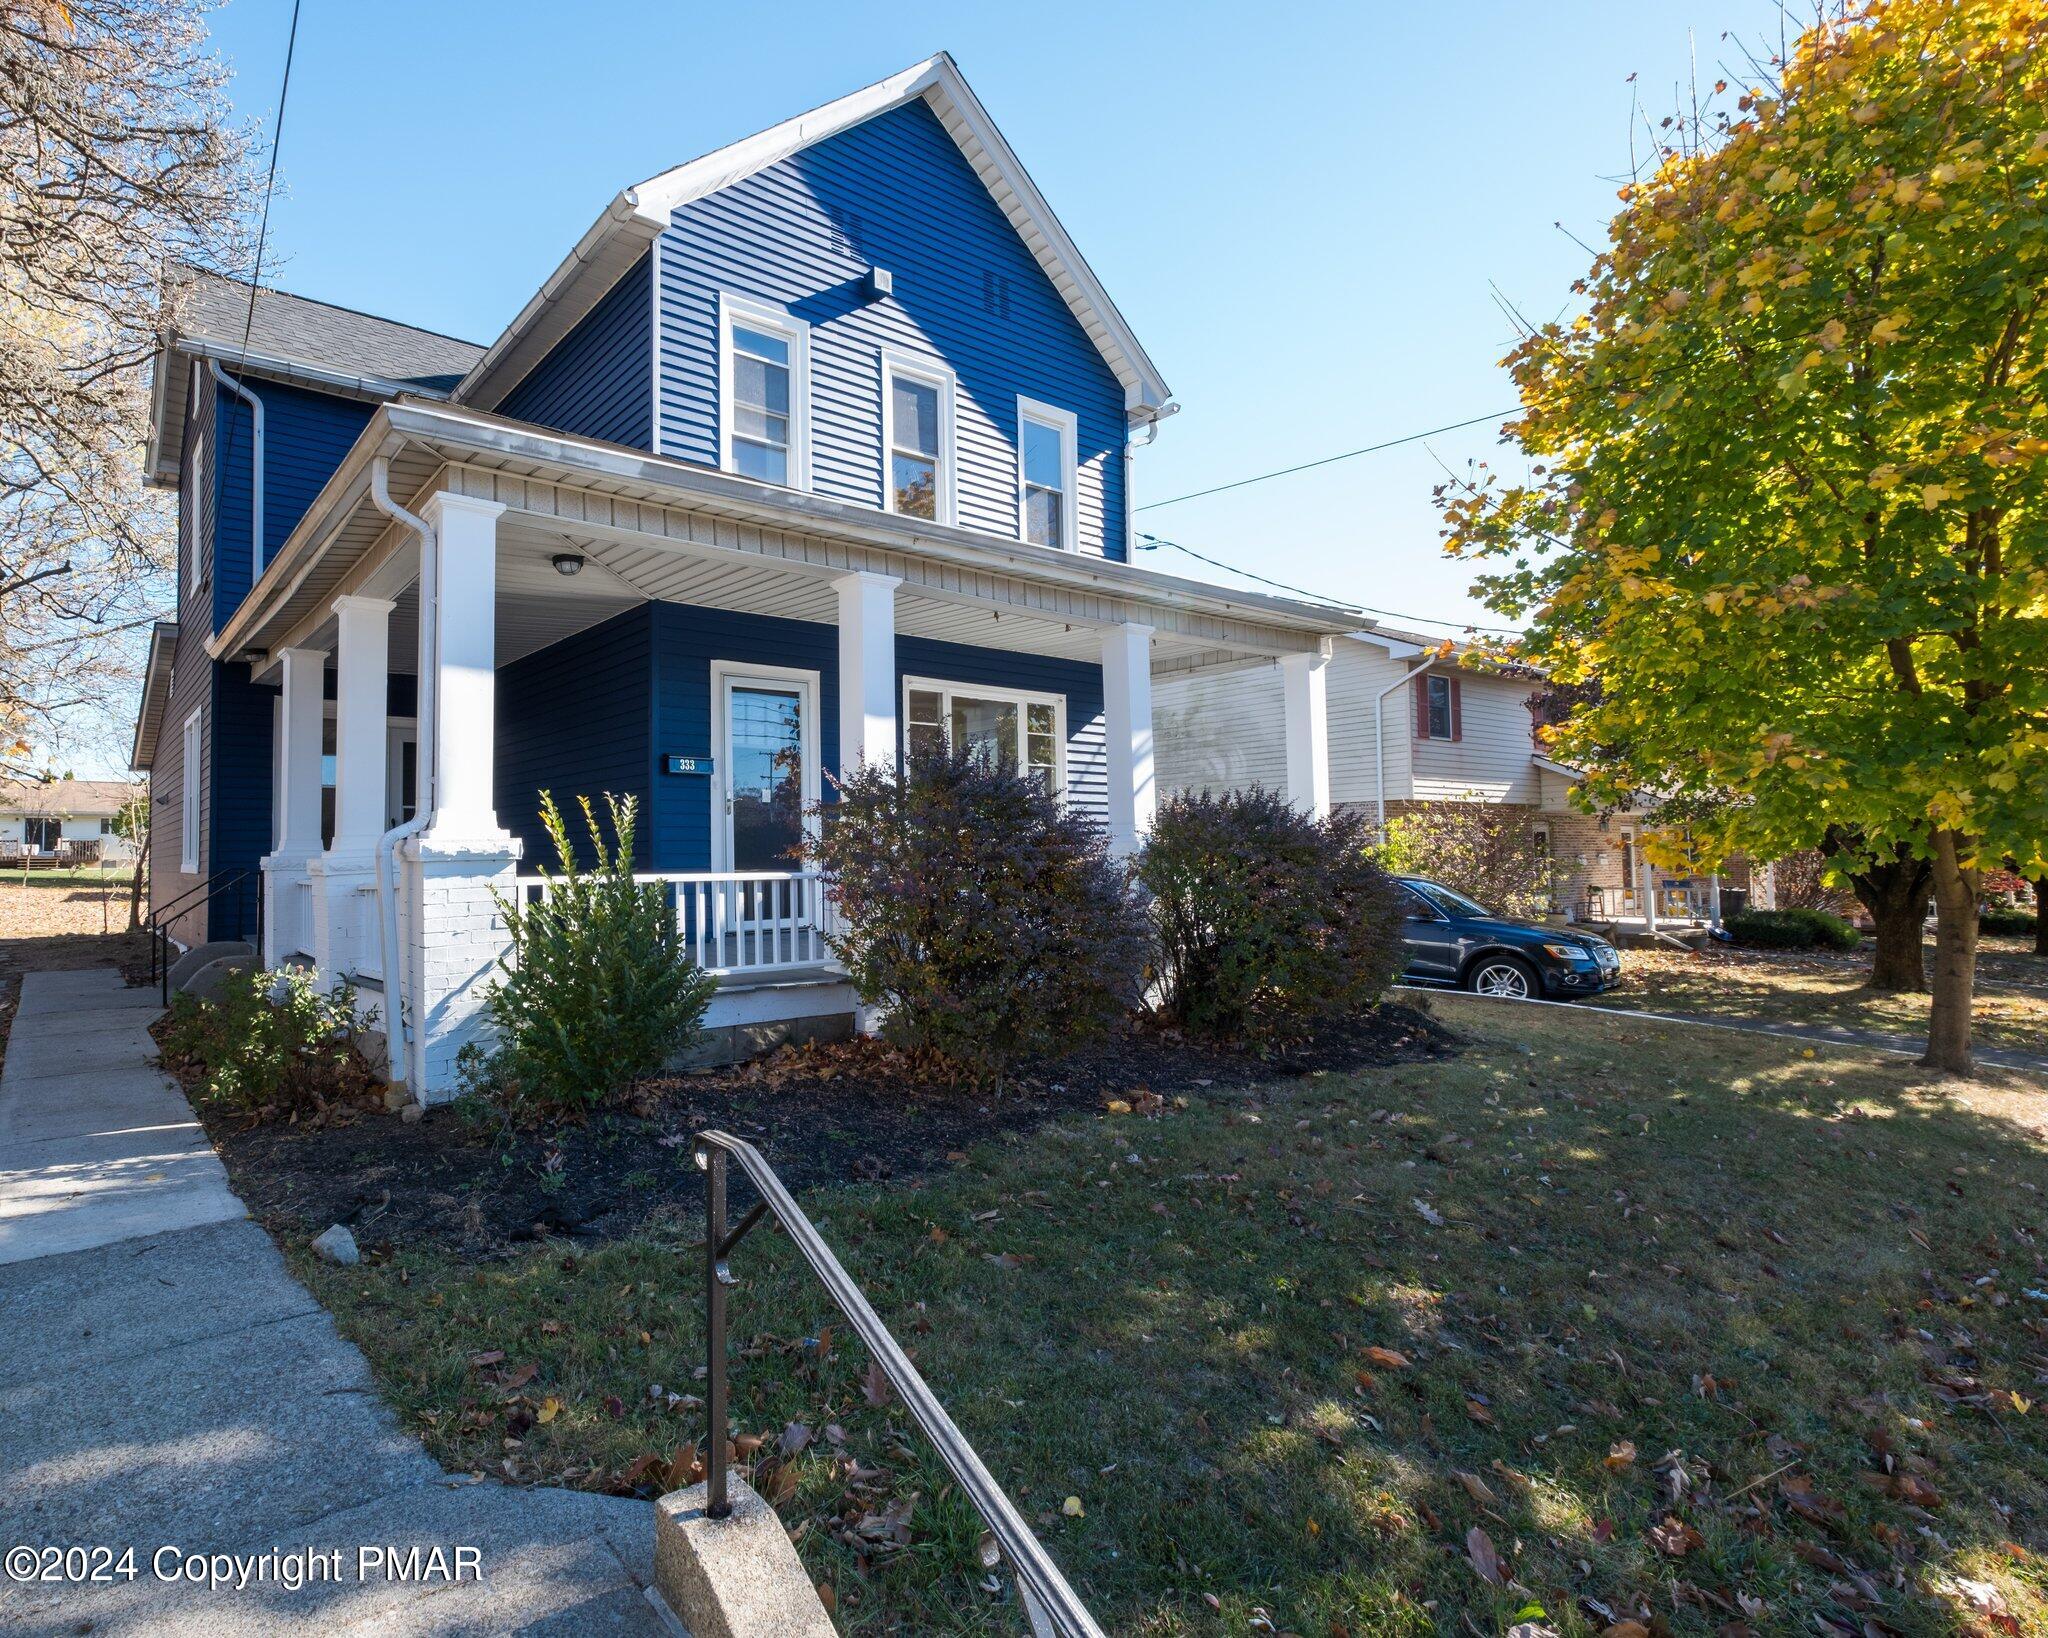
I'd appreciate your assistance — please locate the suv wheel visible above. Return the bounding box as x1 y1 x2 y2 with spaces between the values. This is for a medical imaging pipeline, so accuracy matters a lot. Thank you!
1467 954 1540 1000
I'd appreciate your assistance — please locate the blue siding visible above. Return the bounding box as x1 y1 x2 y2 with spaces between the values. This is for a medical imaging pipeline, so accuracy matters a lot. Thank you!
212 376 375 633
645 603 840 871
206 661 278 942
499 251 654 449
496 606 655 869
656 100 1129 560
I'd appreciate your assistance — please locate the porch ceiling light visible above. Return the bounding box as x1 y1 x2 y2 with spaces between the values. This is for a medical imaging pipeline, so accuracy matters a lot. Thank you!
551 552 585 577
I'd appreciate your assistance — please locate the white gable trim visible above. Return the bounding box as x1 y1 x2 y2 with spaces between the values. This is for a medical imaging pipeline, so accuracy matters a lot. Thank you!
455 54 1173 421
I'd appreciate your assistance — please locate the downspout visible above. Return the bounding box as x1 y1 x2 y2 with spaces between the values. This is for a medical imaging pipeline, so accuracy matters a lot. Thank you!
1372 655 1432 836
207 361 265 582
367 458 437 1095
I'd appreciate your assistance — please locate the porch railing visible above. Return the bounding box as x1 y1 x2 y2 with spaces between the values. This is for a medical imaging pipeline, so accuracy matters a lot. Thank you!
519 869 835 979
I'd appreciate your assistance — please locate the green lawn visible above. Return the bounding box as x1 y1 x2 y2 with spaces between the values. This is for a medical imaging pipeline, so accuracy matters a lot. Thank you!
294 997 2048 1635
1593 938 2048 1054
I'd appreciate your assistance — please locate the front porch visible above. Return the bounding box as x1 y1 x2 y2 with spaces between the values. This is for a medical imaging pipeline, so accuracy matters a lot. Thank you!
218 400 1355 1100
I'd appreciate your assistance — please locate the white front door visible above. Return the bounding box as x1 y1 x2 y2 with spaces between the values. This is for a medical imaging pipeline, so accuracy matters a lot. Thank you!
711 665 819 871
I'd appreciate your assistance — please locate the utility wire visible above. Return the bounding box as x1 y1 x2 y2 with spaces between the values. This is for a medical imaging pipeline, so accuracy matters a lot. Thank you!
217 0 303 491
1133 408 1519 513
1135 532 1525 640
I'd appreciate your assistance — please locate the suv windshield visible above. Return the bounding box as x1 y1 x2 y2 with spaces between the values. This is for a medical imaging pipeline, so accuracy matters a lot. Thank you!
1412 880 1493 919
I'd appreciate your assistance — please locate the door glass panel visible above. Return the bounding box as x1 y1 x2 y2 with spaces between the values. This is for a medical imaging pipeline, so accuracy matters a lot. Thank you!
729 685 804 870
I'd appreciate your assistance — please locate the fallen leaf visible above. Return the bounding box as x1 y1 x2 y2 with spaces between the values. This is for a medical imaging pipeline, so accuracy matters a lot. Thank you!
1063 1495 1085 1518
1454 1470 1498 1505
778 1421 812 1456
862 1360 893 1409
1602 1624 1651 1638
1465 1525 1506 1584
816 1582 836 1614
1464 1397 1496 1427
1647 1515 1704 1557
536 1395 562 1425
1605 1439 1638 1471
1413 1198 1446 1227
1361 1345 1411 1369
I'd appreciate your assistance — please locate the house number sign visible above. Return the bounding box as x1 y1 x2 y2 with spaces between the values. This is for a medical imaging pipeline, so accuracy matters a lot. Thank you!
663 755 715 776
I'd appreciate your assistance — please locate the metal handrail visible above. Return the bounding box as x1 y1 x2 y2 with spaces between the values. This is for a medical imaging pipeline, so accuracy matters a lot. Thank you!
693 1129 1104 1638
146 868 261 1002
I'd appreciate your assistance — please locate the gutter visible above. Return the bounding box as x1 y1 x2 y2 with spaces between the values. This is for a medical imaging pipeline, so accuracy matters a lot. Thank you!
1372 655 1433 836
186 336 460 405
208 361 265 586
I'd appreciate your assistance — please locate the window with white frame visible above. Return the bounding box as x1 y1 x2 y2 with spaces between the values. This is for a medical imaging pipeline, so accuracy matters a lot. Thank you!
1016 397 1077 551
180 708 202 872
904 678 1063 794
1422 673 1456 740
880 352 955 524
719 295 810 489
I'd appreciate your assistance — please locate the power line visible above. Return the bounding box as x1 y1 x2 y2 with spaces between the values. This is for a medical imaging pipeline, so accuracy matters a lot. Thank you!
1135 532 1526 640
1133 409 1519 513
217 0 303 490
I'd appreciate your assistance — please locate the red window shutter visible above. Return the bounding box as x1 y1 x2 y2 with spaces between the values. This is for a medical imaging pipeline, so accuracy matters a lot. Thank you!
1450 677 1463 742
1415 677 1430 738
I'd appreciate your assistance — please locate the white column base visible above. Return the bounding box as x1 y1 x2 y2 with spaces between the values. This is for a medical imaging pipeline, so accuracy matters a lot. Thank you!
399 833 522 1104
259 847 321 967
308 850 381 992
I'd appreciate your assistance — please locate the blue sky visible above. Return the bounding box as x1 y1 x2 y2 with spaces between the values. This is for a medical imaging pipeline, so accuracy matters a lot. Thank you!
202 0 1790 635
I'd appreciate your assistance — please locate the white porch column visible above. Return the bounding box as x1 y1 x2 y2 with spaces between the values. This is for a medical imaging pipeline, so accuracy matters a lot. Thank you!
1708 872 1724 930
1638 845 1661 934
836 570 899 775
309 595 393 985
1100 622 1155 855
261 646 326 965
1280 644 1332 820
400 491 519 1103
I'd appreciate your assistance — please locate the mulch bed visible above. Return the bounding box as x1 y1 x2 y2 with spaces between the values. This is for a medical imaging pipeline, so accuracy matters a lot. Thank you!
183 1006 1458 1258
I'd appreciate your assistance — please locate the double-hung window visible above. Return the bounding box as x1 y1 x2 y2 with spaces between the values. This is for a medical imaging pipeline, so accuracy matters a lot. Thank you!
880 352 956 524
719 295 810 490
1016 397 1078 551
904 678 1063 794
1419 673 1459 741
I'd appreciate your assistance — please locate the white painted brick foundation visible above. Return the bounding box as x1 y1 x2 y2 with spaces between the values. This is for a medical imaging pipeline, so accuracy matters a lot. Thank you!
399 838 520 1102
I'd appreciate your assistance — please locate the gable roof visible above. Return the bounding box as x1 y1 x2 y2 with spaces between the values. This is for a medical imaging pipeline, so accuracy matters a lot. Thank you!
147 269 486 484
457 53 1173 423
0 777 140 816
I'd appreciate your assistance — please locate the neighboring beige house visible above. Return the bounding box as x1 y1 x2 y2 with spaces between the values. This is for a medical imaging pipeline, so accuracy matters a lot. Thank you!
0 778 142 865
1155 625 1761 926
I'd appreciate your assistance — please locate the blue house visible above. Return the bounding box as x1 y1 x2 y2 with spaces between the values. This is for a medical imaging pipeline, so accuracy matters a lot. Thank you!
132 55 1351 1099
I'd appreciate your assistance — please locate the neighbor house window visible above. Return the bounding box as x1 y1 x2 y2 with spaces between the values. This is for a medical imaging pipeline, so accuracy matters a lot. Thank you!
1419 673 1460 740
719 294 810 489
1016 397 1077 550
880 352 956 524
180 708 202 872
904 678 1063 794
25 817 59 853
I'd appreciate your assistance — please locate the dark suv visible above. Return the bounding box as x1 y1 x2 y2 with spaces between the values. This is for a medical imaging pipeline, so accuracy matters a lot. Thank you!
1393 876 1621 999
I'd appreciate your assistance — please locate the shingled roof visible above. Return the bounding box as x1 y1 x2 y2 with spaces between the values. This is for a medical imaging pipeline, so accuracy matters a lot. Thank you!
171 267 484 391
147 269 487 484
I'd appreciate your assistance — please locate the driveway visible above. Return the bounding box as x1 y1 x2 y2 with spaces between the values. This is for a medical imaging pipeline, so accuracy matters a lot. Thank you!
0 968 668 1635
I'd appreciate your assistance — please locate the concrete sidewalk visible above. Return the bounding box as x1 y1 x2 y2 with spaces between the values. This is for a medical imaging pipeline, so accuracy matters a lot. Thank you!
0 968 669 1635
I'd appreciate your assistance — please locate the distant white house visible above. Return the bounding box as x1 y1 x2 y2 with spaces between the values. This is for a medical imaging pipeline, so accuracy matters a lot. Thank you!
1154 625 1765 926
0 778 141 865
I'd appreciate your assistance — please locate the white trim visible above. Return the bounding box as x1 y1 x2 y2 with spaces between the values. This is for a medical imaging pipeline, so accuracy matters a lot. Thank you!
179 708 202 873
1015 396 1078 552
901 673 1067 796
717 293 811 492
709 662 822 871
182 361 205 600
648 235 664 457
878 349 957 527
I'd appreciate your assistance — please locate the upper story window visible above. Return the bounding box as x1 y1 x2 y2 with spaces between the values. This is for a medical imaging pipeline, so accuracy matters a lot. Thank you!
1016 397 1077 551
1419 673 1461 741
718 294 810 490
880 351 956 525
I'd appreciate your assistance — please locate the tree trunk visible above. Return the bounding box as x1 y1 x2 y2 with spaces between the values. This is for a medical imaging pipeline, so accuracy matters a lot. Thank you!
1921 829 1979 1076
2033 874 2048 958
125 821 147 933
1833 837 1932 992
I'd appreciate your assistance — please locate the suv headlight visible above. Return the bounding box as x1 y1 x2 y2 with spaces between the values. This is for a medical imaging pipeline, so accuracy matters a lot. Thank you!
1541 942 1593 962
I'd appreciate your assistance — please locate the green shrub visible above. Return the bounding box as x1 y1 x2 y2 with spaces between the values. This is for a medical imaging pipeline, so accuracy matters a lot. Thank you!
158 967 374 1118
484 792 718 1110
1136 788 1405 1046
1724 907 1862 951
1376 802 1555 919
805 746 1148 1081
1979 905 2038 935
